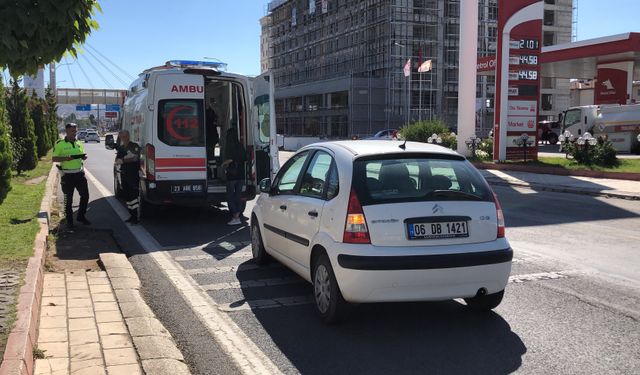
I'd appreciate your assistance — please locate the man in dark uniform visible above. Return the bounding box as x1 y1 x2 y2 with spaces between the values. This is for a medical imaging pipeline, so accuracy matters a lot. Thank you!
52 123 90 229
115 130 141 223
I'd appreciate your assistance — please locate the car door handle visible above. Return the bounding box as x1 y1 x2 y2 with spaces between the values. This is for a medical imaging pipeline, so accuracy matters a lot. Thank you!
279 205 287 210
308 210 318 217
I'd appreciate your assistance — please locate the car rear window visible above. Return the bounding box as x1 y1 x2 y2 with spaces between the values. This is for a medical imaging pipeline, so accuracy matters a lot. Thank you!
352 154 493 205
157 99 204 147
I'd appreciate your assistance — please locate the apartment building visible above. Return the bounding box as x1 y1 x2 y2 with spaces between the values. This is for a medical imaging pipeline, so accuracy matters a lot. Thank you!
262 0 573 140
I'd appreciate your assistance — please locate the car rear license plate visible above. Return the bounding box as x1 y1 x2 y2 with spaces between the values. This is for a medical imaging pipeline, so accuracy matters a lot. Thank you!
407 221 469 240
171 184 203 194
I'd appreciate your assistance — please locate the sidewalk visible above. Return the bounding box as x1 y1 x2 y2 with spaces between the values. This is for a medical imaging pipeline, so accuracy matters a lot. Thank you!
34 254 190 375
481 169 640 200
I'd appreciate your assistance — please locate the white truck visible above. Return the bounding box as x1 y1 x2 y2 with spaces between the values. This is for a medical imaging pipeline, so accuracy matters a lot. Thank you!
560 104 640 153
107 60 279 217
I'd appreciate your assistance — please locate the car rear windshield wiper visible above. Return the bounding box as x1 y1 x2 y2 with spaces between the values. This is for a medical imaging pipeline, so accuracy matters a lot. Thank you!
424 190 483 201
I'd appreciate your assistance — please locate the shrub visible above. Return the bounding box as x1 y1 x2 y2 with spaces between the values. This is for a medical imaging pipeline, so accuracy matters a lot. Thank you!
30 92 50 158
566 136 618 167
7 80 37 174
477 138 493 160
0 80 13 204
399 119 456 148
45 87 59 146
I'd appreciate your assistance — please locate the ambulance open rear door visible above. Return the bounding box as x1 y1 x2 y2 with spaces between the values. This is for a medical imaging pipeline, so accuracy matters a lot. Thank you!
251 73 279 182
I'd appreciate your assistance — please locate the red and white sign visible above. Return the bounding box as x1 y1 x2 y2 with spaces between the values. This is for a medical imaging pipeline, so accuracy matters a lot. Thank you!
595 68 628 105
104 111 117 118
508 100 537 116
507 117 537 131
477 56 497 73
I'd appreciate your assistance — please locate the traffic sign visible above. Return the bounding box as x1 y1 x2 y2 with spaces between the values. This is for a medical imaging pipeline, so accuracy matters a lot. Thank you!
105 104 120 111
104 111 118 118
76 104 91 111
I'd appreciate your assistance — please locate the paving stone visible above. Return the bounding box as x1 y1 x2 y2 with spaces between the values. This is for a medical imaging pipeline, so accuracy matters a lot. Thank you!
88 284 112 294
133 336 183 361
100 253 130 270
103 347 138 366
41 305 66 317
38 342 68 358
43 281 66 289
87 277 110 285
100 334 133 350
34 358 68 375
38 327 68 343
65 275 87 283
67 290 91 299
67 298 92 308
42 288 66 297
106 268 139 279
70 360 105 374
68 307 94 319
70 343 102 361
125 317 170 337
69 328 99 345
41 296 66 307
86 271 107 278
91 293 115 302
98 321 128 335
39 316 67 329
69 318 96 332
66 282 89 290
105 364 144 375
95 310 123 323
93 301 119 312
141 359 190 375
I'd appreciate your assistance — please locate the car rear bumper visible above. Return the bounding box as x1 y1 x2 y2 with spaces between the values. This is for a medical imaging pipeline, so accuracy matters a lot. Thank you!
329 242 512 303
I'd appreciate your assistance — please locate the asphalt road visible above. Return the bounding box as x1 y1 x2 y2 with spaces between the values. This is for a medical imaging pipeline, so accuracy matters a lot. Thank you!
74 141 640 375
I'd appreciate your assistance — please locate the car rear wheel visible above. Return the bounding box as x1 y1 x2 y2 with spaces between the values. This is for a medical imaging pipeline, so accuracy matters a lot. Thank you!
312 253 350 323
250 219 270 264
464 289 504 311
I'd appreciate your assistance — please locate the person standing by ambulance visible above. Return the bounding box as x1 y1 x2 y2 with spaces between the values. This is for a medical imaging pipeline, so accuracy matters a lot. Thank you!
115 130 141 224
52 123 90 229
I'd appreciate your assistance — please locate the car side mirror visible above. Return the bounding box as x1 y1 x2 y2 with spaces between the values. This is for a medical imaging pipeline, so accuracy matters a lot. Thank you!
105 134 115 150
259 178 271 194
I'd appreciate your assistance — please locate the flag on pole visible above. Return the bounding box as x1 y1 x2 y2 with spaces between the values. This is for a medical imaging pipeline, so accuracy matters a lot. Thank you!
403 58 411 77
418 59 432 73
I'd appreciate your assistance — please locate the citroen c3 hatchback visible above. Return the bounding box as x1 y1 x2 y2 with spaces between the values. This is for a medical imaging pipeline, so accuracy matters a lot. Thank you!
251 140 512 323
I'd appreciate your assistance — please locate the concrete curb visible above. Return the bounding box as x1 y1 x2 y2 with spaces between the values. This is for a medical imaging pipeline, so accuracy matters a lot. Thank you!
484 177 640 200
472 162 640 181
0 165 58 375
100 253 192 375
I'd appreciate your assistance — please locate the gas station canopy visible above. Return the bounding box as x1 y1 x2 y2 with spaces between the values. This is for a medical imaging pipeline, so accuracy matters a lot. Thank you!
540 32 640 79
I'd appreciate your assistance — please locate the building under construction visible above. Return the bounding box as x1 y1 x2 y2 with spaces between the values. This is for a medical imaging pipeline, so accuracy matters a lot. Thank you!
262 0 574 140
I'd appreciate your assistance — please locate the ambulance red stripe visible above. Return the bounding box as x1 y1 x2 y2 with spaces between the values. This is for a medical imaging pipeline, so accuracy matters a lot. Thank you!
155 158 206 167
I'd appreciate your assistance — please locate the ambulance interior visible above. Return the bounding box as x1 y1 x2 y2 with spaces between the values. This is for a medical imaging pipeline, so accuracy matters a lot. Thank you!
204 79 246 189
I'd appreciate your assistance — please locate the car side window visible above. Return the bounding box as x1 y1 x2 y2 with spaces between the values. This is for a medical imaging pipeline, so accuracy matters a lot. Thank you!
274 151 309 195
325 162 339 200
299 151 333 199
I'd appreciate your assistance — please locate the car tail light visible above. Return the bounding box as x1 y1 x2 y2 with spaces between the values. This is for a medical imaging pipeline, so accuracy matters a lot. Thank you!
247 145 256 182
343 188 370 244
145 143 155 181
493 191 505 238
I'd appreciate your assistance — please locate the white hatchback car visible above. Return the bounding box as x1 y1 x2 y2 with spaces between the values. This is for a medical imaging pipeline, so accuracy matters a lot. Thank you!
251 140 512 322
85 131 100 143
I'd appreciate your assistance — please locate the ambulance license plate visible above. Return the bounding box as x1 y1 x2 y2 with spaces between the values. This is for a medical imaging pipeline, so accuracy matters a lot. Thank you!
171 184 204 194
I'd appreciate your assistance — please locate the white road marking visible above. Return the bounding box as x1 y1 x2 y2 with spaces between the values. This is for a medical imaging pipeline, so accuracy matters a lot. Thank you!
84 169 284 375
201 276 303 291
187 262 282 275
174 251 252 262
508 270 581 283
219 295 314 312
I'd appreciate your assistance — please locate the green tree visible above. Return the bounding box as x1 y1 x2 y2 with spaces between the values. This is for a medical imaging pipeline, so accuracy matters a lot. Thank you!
0 80 13 204
0 1 101 77
30 91 50 157
7 81 37 174
398 119 457 149
45 87 59 146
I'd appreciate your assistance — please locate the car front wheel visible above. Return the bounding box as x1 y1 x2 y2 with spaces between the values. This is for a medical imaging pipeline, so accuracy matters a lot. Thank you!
250 219 270 264
464 289 504 311
312 253 350 323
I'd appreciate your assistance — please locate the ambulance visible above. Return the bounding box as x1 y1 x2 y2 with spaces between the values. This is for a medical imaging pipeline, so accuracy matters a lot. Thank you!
113 60 279 217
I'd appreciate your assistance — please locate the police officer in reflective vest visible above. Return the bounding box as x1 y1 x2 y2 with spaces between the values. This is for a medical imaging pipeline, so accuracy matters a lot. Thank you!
115 130 141 223
52 123 90 228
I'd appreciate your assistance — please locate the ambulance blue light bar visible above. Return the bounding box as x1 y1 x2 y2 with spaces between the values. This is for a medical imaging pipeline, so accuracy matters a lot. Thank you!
166 60 228 71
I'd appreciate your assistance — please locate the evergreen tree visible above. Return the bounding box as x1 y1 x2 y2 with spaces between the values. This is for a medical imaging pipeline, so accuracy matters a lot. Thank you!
0 80 13 204
45 87 59 145
30 91 49 158
7 80 37 174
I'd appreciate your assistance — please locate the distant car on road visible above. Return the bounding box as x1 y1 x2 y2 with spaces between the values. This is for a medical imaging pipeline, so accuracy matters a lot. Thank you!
251 140 512 323
366 129 398 140
85 131 100 143
77 130 88 141
538 120 560 145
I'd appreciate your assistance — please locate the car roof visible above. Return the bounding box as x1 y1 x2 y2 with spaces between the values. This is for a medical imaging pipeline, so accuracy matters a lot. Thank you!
302 140 462 158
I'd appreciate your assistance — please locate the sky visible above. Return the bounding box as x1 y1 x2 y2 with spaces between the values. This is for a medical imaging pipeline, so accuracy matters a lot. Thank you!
2 0 640 89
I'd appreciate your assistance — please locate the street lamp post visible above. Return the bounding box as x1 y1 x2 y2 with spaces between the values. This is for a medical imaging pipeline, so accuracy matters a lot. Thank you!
513 133 535 162
465 135 482 158
576 132 598 164
558 130 575 159
427 133 442 145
